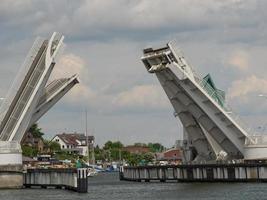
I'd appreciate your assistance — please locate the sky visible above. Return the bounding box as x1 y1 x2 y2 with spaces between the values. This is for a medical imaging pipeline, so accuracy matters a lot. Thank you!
0 0 267 147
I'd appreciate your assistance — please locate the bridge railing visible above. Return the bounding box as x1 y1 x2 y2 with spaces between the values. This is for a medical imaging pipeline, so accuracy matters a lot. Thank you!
0 38 44 125
37 78 69 106
173 48 257 138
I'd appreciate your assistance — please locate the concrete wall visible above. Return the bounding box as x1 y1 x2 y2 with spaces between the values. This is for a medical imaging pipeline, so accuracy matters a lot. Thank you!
0 141 23 188
0 164 23 188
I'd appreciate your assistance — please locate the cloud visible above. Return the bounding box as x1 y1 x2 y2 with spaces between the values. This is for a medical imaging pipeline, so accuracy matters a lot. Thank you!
228 75 267 99
50 53 95 105
112 84 169 110
1 0 261 42
51 53 170 112
226 75 267 120
227 50 250 71
52 53 86 79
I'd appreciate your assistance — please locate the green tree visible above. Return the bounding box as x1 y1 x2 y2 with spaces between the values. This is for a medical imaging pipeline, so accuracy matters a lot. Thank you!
148 143 165 152
29 123 44 138
103 141 113 150
95 145 105 161
103 141 123 150
43 140 61 154
49 141 61 152
112 141 123 149
22 145 38 157
142 153 154 164
102 141 124 161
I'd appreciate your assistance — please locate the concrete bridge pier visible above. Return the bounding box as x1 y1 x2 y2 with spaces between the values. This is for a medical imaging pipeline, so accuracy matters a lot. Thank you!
0 141 23 188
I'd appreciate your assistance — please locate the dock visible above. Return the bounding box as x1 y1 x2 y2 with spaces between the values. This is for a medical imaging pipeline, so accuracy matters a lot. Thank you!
23 168 88 193
120 163 267 182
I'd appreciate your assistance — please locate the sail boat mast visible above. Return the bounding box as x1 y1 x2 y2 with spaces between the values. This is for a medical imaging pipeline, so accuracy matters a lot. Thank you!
85 109 90 165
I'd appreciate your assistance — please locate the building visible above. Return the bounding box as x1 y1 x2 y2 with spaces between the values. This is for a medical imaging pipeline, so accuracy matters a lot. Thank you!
156 148 183 164
123 145 150 154
162 148 182 161
21 132 44 153
51 133 94 156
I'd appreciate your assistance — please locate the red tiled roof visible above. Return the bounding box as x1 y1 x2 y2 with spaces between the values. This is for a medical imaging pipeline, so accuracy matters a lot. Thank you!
56 133 94 145
57 134 78 145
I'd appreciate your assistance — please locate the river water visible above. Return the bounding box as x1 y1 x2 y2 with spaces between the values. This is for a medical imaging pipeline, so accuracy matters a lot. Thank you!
1 173 267 200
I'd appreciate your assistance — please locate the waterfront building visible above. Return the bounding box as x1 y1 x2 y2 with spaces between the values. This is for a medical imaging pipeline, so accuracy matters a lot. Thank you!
51 133 94 156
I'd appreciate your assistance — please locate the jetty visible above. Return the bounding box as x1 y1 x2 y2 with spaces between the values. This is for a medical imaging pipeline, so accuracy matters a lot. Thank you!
120 163 267 182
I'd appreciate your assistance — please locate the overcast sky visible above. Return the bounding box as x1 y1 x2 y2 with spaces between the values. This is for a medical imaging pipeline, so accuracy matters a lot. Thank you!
0 0 267 147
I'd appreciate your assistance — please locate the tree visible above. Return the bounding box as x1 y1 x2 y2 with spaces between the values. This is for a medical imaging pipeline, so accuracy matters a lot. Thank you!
102 141 124 161
43 140 61 154
22 123 44 156
94 145 105 161
142 153 154 164
103 141 113 150
103 141 123 150
127 153 141 166
22 145 38 157
148 143 165 152
29 123 44 138
112 141 123 149
49 141 61 152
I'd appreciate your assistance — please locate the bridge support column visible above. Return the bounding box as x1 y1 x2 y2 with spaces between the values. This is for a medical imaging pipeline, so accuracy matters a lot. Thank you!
0 141 23 188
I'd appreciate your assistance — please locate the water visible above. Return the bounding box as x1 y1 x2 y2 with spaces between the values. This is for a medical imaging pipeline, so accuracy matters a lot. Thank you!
1 173 267 200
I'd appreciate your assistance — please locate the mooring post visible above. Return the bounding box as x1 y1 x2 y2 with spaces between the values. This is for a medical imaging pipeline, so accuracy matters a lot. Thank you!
119 166 125 180
77 168 88 193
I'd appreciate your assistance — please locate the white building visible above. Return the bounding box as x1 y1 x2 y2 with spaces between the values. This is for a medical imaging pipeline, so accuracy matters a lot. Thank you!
51 133 94 156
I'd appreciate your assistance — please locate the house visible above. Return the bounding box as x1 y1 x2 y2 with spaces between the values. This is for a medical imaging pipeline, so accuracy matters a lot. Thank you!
123 145 150 154
51 133 94 156
156 148 182 164
21 132 44 153
163 148 182 161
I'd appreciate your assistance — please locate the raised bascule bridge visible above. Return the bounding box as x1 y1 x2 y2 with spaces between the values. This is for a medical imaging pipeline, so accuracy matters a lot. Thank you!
141 42 267 162
119 43 267 183
0 32 79 188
